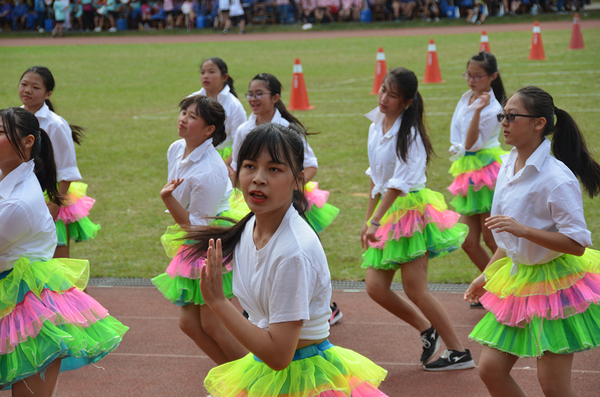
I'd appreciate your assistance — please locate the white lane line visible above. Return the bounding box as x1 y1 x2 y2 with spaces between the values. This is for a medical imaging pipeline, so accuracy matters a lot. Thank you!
309 93 600 104
313 77 371 88
112 352 209 359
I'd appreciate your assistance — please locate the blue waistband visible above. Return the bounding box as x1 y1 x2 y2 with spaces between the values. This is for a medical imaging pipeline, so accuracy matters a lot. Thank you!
0 269 11 280
465 151 478 156
253 339 334 363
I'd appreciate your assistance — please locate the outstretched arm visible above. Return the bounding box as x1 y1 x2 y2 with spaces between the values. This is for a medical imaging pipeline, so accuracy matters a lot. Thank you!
200 239 302 371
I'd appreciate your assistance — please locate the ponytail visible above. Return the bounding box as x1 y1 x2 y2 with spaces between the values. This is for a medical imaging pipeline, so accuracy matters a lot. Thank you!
184 123 311 263
517 86 600 197
20 66 86 145
36 128 63 205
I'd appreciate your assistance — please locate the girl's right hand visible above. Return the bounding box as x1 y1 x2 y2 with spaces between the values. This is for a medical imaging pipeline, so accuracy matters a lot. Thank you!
160 178 183 198
474 92 491 112
464 274 487 304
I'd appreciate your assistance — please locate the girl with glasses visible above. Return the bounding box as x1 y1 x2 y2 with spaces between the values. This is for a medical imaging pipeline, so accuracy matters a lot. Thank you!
189 57 247 163
447 52 507 302
465 86 600 396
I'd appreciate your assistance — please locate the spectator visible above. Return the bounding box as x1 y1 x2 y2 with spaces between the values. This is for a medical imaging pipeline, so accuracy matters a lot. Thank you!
339 0 361 21
93 0 107 31
399 0 416 19
52 0 67 36
163 0 174 28
82 0 94 30
34 0 47 31
0 0 13 32
105 0 119 31
13 0 29 30
315 0 335 22
150 0 167 28
223 0 245 33
141 0 152 27
277 0 290 23
301 0 316 22
218 0 230 32
466 0 486 23
70 0 84 30
418 0 438 21
175 0 195 27
130 0 142 26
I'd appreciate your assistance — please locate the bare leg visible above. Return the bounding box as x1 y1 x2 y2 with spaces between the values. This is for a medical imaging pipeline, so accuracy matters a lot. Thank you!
478 346 526 397
480 212 497 255
13 358 61 397
199 304 248 361
401 255 465 351
365 267 431 332
179 304 229 364
538 352 578 397
461 214 491 272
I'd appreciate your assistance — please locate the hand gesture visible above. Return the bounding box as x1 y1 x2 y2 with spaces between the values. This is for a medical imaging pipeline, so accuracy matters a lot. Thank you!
474 92 491 112
464 274 487 304
485 215 527 238
200 239 226 306
361 222 381 249
160 178 184 199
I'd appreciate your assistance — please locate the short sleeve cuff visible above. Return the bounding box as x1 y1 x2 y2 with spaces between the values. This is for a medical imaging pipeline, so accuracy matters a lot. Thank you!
366 167 372 177
559 228 592 248
304 158 318 169
57 167 82 182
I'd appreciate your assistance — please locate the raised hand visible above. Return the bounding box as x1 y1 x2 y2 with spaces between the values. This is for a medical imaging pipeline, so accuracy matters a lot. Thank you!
160 178 184 199
200 238 226 306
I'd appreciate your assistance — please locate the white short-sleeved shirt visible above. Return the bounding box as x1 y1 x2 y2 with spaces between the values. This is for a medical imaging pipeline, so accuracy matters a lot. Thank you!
450 88 502 154
218 0 230 11
229 0 243 16
230 109 318 172
33 103 82 182
232 205 332 340
491 138 592 272
188 85 247 151
0 161 57 272
167 138 233 226
365 107 427 198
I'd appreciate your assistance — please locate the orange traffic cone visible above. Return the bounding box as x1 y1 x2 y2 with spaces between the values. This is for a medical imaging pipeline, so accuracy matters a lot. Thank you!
479 30 491 53
569 13 584 50
288 58 315 111
529 21 546 60
371 47 387 95
424 39 443 84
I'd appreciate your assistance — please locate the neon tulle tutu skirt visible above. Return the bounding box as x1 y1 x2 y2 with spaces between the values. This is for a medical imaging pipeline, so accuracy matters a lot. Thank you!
448 147 506 216
0 257 128 389
469 249 600 358
217 146 233 160
362 189 468 270
152 190 250 306
204 340 388 397
304 182 340 234
47 182 101 246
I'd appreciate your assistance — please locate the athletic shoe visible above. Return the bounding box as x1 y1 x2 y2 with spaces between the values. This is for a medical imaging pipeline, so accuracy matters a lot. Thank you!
108 27 117 32
470 301 484 309
423 349 476 371
329 302 343 325
420 326 441 364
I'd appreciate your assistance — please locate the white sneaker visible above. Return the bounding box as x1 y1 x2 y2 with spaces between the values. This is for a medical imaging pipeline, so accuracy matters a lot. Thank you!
38 27 45 33
108 27 117 32
498 4 505 17
94 26 102 32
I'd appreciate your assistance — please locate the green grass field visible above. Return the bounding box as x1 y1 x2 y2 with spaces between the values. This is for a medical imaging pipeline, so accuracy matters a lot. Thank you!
1 25 599 283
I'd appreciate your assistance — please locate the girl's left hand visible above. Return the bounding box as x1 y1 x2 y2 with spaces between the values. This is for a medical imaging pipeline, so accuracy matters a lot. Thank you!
200 239 226 305
485 215 528 237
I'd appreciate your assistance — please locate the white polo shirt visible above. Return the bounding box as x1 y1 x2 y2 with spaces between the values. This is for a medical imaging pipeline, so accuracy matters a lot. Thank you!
188 85 247 151
33 103 82 182
230 109 318 172
365 107 427 198
166 138 232 226
491 138 592 271
450 88 502 154
232 205 332 340
0 161 56 272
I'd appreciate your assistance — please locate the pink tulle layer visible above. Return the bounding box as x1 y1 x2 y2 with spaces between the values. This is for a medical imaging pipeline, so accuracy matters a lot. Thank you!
448 162 501 196
166 245 232 280
480 273 600 327
370 205 461 249
317 381 388 397
57 195 96 224
0 288 109 354
305 182 330 211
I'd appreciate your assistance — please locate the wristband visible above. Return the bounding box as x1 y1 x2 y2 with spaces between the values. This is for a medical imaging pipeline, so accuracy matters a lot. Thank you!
369 220 381 227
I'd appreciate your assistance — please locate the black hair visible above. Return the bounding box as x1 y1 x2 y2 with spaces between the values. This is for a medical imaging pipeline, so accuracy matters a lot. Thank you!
184 123 309 263
201 57 238 98
178 95 227 147
383 67 434 164
250 73 311 137
1 107 63 206
19 66 85 145
516 86 600 197
468 51 507 106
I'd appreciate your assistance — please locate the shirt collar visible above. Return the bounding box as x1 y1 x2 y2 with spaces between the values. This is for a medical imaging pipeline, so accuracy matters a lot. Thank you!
197 85 231 101
0 161 34 200
365 107 402 139
35 102 51 119
248 108 284 126
504 137 551 175
179 137 214 163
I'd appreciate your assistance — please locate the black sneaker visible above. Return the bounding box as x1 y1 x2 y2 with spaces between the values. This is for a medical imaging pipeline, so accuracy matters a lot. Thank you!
470 301 484 309
329 302 343 325
420 326 440 364
423 349 476 371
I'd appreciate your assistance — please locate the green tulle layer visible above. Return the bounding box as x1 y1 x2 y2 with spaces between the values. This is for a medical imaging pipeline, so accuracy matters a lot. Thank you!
217 146 233 160
362 223 468 270
205 345 387 397
305 203 340 234
56 217 101 246
469 303 600 358
152 271 234 306
449 147 507 176
449 186 494 216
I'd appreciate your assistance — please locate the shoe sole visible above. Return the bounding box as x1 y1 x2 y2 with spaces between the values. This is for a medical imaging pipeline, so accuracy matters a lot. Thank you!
421 335 441 364
423 360 476 371
329 312 343 326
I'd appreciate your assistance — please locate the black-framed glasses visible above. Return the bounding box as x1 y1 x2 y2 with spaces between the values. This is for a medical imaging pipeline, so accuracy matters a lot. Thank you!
497 113 541 123
245 92 271 101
